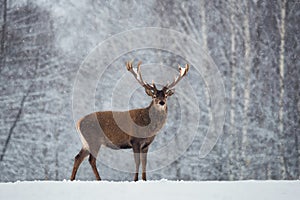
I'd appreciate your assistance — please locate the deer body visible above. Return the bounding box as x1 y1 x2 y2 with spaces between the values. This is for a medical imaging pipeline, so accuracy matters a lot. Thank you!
77 102 167 151
71 61 189 181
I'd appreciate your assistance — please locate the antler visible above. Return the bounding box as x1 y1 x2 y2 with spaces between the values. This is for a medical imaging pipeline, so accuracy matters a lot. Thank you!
164 64 189 89
126 61 154 90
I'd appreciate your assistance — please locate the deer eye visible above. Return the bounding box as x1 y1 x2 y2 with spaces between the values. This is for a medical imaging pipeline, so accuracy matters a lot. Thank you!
153 94 157 98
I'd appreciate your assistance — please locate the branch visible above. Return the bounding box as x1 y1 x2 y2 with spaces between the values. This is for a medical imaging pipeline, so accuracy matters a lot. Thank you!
0 84 33 161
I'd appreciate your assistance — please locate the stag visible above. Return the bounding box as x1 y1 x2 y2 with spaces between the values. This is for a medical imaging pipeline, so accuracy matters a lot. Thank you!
70 61 189 181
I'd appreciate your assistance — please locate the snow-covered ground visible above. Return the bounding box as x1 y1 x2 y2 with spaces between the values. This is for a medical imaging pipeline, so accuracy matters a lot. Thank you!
0 180 299 200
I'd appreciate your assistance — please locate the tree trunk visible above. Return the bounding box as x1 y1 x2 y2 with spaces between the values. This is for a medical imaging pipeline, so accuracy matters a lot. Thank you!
241 0 251 179
0 0 7 74
228 0 237 181
278 0 287 179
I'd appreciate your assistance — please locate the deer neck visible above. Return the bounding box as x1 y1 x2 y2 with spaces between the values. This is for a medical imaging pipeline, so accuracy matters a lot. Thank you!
146 101 167 132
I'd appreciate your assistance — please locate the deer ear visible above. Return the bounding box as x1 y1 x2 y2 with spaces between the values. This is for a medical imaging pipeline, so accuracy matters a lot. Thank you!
145 88 154 96
166 89 175 96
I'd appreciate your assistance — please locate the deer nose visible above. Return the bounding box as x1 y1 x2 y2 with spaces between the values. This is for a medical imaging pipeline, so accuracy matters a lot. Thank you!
159 101 165 106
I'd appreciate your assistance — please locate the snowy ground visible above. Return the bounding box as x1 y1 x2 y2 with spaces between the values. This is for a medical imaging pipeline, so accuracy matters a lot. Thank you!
0 180 299 200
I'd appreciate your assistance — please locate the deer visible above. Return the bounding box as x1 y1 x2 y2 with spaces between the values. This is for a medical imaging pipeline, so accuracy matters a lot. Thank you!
70 60 189 181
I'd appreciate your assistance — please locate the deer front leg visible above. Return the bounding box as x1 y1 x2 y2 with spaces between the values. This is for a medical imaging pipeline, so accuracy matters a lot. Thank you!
132 145 140 181
141 146 149 181
70 148 89 181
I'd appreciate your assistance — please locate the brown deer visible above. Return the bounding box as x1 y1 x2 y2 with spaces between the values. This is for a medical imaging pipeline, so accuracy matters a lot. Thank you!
70 61 189 181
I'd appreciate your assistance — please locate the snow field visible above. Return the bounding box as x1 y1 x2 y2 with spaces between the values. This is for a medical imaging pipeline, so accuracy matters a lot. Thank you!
0 180 299 200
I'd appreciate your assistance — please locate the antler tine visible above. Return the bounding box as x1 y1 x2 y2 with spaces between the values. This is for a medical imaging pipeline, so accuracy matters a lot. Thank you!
137 61 148 87
151 80 157 90
126 61 153 90
126 61 138 81
166 64 189 89
137 61 154 90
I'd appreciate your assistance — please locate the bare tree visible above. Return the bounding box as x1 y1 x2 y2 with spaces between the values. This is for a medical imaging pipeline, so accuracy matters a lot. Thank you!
278 0 287 179
228 0 238 181
240 0 251 179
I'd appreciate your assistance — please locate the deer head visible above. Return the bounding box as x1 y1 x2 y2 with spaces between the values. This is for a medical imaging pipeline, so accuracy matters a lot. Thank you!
126 61 189 110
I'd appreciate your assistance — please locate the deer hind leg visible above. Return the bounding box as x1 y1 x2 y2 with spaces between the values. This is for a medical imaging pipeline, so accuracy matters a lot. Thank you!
133 145 140 181
70 148 89 181
89 153 101 180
